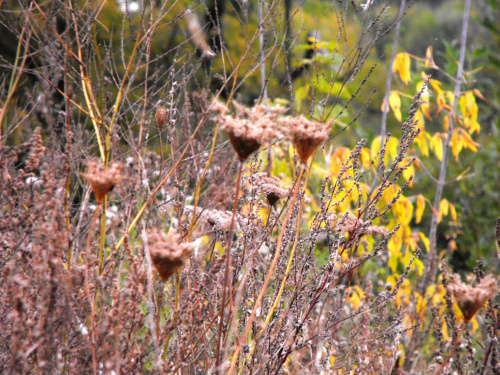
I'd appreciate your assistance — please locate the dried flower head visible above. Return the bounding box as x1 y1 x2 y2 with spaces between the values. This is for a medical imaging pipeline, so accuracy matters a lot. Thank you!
155 106 168 131
83 161 124 203
145 230 196 281
279 115 331 163
254 172 290 206
184 206 244 232
218 104 282 161
336 213 389 237
446 273 499 323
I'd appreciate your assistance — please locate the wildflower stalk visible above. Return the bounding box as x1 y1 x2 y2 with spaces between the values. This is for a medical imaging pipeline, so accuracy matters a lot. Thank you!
215 161 243 374
227 164 305 375
262 160 312 329
434 324 466 375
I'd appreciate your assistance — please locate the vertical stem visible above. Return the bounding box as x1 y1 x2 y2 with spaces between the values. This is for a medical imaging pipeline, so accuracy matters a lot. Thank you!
434 324 466 375
258 0 269 109
422 0 470 289
215 161 243 374
370 0 405 193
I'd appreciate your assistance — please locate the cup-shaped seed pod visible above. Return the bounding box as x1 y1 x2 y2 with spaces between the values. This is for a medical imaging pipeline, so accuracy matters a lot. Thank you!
279 115 331 164
217 103 282 162
155 106 168 131
254 173 290 207
446 273 499 323
83 161 124 203
145 230 196 281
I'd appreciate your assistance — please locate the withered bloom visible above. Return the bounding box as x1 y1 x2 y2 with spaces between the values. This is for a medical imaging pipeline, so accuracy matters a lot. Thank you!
254 173 290 206
218 104 281 161
336 213 389 237
155 106 168 131
83 161 124 203
145 230 196 281
446 273 499 323
279 115 331 163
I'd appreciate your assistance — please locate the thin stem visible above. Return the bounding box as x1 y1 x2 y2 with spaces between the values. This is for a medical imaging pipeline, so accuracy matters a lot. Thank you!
370 0 406 193
215 162 243 374
434 324 466 375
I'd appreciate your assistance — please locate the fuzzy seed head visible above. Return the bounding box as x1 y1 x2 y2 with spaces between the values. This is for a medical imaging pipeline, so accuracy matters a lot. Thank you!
446 273 499 323
145 230 196 281
83 161 124 203
279 115 331 163
155 106 168 131
219 104 282 161
254 172 290 206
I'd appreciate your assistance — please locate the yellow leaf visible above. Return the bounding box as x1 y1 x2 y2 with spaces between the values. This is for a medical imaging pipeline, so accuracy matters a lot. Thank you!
393 52 411 85
473 89 486 101
415 195 425 224
417 81 431 120
402 162 415 187
439 199 449 222
460 129 480 152
443 115 449 131
370 136 382 158
451 129 463 161
414 109 425 129
425 46 436 68
430 133 443 161
389 91 402 122
414 258 424 276
418 232 430 252
429 79 443 96
449 203 457 221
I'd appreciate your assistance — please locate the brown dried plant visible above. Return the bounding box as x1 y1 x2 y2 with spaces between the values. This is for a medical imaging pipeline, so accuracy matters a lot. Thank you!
155 105 169 131
446 273 499 323
218 104 282 161
145 230 196 281
83 161 124 203
254 172 290 206
279 115 331 163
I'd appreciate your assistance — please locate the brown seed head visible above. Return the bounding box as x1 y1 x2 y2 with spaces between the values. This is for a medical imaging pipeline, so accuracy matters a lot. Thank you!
279 115 331 163
336 213 389 237
145 230 196 281
155 106 168 131
219 104 282 161
83 161 124 203
446 273 499 323
254 173 290 206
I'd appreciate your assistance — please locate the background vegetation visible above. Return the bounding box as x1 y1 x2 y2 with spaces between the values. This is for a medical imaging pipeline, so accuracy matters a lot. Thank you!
1 0 499 373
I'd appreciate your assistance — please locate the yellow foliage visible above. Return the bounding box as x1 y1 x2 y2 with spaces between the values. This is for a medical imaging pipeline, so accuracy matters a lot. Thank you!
415 195 425 224
451 128 463 161
418 232 430 252
417 81 431 120
393 52 411 85
430 133 443 161
425 46 436 68
389 91 402 122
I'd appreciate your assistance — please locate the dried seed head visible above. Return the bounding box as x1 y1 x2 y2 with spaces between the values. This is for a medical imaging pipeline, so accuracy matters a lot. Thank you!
155 106 168 131
446 273 499 323
279 115 331 163
336 213 389 237
145 230 196 281
83 161 124 203
254 172 290 206
184 206 243 232
219 104 282 161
